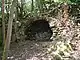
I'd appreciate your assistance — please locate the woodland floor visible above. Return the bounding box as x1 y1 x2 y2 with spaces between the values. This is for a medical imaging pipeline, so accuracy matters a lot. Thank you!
7 20 80 60
8 40 55 60
0 16 80 60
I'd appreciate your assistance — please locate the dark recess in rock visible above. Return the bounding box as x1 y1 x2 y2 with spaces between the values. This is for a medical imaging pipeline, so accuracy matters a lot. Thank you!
25 20 53 41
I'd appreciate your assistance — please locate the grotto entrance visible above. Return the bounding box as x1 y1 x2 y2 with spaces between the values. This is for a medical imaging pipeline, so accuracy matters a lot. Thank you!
25 19 53 41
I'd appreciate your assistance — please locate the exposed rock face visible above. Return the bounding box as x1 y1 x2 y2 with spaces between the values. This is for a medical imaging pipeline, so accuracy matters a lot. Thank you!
25 20 53 41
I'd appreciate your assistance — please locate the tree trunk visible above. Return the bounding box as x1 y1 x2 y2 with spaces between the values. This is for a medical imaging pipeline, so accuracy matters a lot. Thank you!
2 0 5 45
31 0 34 12
61 3 69 26
2 0 16 60
14 0 18 42
21 0 25 17
40 0 44 12
35 0 41 13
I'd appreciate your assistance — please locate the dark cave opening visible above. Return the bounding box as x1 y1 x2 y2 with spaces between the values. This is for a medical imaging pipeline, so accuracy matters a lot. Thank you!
25 20 53 41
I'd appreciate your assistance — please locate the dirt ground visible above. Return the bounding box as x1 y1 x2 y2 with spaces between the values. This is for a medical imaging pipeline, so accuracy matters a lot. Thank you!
8 40 55 60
